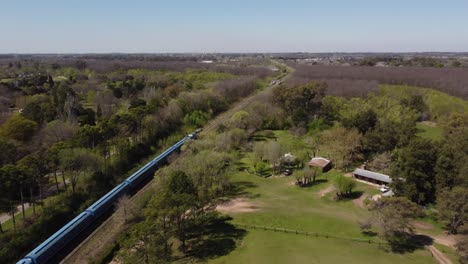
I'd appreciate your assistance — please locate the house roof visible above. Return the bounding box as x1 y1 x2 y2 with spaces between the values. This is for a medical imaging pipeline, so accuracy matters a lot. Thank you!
353 168 392 183
308 157 331 168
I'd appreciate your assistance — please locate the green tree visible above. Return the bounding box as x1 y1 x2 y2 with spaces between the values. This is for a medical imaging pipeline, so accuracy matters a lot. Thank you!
320 126 363 169
159 170 197 252
392 138 437 204
334 175 356 199
435 113 468 192
0 137 17 165
368 197 423 251
0 113 37 141
437 187 468 234
342 109 377 134
59 148 103 193
273 81 327 124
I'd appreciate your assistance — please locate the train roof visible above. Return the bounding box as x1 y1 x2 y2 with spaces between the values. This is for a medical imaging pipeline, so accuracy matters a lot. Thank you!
25 212 91 259
86 182 129 212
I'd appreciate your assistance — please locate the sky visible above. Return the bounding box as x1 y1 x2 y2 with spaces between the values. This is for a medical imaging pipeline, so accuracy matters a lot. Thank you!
1 0 468 53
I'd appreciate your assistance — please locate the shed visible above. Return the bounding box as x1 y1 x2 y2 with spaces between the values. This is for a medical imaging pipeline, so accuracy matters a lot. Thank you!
353 168 392 185
308 157 332 173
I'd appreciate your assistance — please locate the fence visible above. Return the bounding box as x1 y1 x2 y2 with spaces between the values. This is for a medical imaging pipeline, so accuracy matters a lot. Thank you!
232 222 383 245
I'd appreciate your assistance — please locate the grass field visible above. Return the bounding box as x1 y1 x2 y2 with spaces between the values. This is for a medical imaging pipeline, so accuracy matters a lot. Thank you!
416 122 443 141
209 171 436 263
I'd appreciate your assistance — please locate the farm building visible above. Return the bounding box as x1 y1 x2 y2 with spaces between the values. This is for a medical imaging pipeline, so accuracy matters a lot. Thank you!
353 168 392 185
308 157 332 172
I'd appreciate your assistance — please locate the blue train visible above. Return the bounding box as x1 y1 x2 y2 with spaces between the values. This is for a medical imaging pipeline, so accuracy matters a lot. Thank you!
16 130 200 264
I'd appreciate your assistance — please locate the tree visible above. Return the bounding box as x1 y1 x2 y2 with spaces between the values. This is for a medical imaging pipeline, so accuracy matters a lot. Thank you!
59 148 103 193
158 170 197 252
342 109 377 134
273 81 327 124
320 126 363 169
17 153 47 215
391 138 437 205
437 187 468 234
368 197 423 250
265 141 282 174
367 152 392 175
75 60 87 71
119 219 171 264
435 113 468 192
115 195 140 224
456 235 468 264
334 175 356 199
0 137 17 165
40 120 79 146
0 113 37 141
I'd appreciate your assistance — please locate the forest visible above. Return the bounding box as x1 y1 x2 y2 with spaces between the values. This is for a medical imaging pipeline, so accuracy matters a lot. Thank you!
0 56 275 263
106 64 467 263
1 56 467 264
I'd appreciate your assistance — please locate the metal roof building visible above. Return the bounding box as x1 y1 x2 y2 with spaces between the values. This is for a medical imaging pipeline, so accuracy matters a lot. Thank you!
308 157 332 172
353 168 392 185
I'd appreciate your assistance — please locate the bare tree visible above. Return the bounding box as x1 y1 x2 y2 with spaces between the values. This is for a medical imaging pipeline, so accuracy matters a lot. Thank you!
115 194 140 224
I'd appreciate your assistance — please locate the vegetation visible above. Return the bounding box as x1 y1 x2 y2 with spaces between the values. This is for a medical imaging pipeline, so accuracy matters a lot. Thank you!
1 55 467 263
0 57 274 263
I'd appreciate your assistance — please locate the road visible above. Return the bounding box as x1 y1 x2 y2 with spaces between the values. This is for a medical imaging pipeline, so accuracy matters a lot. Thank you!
62 64 292 263
428 245 453 264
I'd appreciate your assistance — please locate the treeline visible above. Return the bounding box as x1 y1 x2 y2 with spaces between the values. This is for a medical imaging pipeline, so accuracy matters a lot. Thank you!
0 59 272 263
0 57 271 78
289 64 468 99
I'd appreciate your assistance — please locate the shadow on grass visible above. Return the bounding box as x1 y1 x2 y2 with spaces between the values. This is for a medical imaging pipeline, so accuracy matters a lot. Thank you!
335 191 364 201
234 161 249 171
296 179 328 188
185 215 247 260
362 231 378 237
225 181 258 197
250 134 268 141
386 233 433 253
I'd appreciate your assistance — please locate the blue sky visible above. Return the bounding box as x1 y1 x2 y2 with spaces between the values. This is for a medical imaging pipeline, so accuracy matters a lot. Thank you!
1 0 467 53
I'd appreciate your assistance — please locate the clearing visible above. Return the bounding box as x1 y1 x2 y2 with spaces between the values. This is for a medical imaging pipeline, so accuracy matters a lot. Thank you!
210 170 442 264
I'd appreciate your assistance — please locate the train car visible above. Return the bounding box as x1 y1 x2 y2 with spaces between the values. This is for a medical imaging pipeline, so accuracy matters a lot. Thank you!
85 182 129 218
16 259 33 264
17 132 199 264
20 212 93 264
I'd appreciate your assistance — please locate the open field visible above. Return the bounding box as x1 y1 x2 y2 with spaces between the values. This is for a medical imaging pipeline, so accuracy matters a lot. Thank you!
210 171 438 264
416 122 443 141
208 129 449 264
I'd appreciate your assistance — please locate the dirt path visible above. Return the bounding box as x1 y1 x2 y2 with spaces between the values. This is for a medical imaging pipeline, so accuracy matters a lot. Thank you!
317 185 334 197
216 198 259 213
352 194 368 208
0 203 31 224
432 234 459 248
428 245 453 264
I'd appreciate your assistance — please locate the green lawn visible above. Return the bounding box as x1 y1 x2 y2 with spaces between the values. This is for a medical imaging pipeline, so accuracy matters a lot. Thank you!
209 171 437 264
416 123 443 141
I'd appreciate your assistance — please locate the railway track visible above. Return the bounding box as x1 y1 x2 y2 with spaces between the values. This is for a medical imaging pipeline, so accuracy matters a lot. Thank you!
62 64 291 263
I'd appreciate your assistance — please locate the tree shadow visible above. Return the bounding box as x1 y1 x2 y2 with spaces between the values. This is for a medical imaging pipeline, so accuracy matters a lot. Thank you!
335 191 364 201
362 231 378 237
225 181 258 197
296 179 328 188
185 215 247 260
250 134 268 141
387 233 433 253
234 161 249 171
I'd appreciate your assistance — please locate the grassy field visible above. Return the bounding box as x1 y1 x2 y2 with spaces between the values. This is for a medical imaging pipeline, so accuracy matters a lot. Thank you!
207 129 440 264
416 122 443 141
209 171 436 264
380 85 468 121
